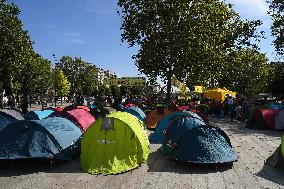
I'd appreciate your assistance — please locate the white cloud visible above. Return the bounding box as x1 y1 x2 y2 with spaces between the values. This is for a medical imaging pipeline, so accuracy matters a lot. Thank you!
226 0 269 18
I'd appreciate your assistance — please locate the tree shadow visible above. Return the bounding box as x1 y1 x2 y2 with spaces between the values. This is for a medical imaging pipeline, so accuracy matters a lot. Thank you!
0 158 83 177
255 164 284 186
147 149 234 174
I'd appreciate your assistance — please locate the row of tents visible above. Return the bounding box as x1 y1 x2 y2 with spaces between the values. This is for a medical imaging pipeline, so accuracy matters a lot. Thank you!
0 103 238 174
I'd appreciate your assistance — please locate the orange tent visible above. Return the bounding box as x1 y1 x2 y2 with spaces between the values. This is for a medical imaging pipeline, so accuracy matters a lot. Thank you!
146 108 171 129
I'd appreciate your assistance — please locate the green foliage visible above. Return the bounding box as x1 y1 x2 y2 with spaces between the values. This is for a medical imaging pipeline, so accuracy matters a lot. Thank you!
110 85 120 97
0 0 34 95
267 62 284 96
268 0 284 55
118 0 263 93
54 69 71 97
56 56 98 96
218 49 270 96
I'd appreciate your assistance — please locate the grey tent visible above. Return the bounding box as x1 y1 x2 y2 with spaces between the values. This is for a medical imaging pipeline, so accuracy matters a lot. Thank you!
0 109 25 132
275 110 284 130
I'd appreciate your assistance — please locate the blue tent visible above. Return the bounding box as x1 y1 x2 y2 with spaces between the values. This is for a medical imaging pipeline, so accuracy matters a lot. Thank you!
268 103 284 110
0 109 25 132
0 117 82 160
150 111 204 143
25 110 54 120
125 106 146 122
162 125 237 163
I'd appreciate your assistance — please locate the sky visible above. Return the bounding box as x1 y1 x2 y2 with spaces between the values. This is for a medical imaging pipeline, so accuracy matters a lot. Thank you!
9 0 275 77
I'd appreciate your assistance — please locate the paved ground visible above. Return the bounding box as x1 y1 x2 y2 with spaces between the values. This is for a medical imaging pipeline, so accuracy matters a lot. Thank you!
0 118 284 189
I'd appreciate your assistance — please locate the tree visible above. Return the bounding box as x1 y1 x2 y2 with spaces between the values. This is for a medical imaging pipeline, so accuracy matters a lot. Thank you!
118 0 262 100
0 0 34 96
267 61 284 97
268 1 284 55
218 49 270 96
54 69 71 103
56 56 98 96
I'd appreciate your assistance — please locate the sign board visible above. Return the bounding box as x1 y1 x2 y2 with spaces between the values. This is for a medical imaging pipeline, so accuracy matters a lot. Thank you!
104 77 146 87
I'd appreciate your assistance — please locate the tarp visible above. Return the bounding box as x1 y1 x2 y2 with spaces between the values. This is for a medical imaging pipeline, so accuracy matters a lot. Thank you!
275 110 284 130
162 125 238 163
150 111 205 143
203 88 236 102
0 117 82 160
146 108 171 129
81 112 149 174
125 106 146 122
53 109 95 132
247 109 280 130
0 109 25 132
25 110 54 120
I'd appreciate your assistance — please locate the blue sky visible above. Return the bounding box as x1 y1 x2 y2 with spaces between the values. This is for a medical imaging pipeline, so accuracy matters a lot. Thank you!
10 0 275 77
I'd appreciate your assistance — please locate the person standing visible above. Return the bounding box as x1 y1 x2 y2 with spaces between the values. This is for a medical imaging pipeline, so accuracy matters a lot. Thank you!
227 96 234 122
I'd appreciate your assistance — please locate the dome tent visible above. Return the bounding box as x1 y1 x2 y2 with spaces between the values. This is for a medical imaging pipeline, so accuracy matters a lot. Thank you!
0 109 25 132
150 111 205 143
275 110 284 130
146 105 171 129
25 110 54 120
81 112 149 175
0 117 82 160
246 109 280 130
52 109 95 132
161 125 237 164
124 106 146 122
266 134 284 169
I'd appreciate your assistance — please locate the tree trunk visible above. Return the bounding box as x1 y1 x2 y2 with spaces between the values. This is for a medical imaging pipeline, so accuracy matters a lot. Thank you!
21 78 29 114
166 73 172 102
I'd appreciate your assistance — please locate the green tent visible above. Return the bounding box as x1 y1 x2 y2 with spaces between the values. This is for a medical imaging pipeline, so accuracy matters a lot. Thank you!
266 134 284 168
81 111 149 174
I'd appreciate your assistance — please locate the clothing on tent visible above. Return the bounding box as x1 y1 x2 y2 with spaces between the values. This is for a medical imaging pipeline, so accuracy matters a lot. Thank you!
81 112 149 175
0 117 82 160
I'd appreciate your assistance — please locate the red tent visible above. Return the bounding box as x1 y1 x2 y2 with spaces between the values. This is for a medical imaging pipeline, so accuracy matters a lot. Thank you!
54 109 95 132
254 109 280 129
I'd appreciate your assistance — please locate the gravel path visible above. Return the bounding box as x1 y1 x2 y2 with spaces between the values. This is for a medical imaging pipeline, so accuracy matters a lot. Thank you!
0 118 283 189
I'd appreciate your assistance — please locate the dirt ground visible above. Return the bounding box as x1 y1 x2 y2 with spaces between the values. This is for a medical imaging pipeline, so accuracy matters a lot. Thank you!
0 117 284 189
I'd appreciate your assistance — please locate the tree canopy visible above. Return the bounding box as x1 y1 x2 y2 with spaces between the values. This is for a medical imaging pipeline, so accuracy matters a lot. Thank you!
118 0 263 98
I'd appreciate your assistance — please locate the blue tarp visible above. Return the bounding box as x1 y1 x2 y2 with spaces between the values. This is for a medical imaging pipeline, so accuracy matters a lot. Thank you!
125 106 146 122
0 117 82 160
25 110 54 120
150 111 203 143
162 125 238 163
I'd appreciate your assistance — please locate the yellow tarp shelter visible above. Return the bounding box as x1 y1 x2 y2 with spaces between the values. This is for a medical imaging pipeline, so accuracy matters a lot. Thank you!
203 88 236 102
